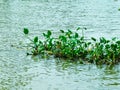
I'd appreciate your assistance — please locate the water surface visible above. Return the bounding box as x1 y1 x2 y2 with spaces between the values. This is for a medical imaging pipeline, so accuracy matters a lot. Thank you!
0 0 120 90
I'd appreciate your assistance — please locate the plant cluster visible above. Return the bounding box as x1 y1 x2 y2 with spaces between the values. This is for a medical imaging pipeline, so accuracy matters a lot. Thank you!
23 28 120 65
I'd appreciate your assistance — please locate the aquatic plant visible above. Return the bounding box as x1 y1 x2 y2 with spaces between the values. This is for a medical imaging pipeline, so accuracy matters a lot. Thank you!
118 8 120 11
23 28 120 65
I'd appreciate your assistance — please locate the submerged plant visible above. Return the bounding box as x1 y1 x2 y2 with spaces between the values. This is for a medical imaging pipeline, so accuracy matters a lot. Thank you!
23 28 120 65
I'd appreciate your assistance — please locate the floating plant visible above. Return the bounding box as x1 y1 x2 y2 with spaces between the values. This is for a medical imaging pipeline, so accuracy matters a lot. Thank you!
23 28 120 65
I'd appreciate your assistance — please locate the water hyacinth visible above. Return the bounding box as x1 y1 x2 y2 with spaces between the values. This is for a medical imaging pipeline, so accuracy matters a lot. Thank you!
23 28 120 65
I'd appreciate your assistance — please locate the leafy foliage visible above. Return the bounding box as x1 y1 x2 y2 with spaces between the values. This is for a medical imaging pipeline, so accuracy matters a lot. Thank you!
23 28 120 65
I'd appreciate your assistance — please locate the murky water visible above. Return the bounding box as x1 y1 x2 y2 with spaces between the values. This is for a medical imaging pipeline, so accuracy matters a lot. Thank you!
0 0 120 90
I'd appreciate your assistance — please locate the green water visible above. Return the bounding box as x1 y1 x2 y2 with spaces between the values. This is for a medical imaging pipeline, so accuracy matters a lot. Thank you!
0 0 120 90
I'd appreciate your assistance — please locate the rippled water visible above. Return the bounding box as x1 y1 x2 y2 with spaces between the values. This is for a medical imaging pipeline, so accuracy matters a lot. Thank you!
0 0 120 90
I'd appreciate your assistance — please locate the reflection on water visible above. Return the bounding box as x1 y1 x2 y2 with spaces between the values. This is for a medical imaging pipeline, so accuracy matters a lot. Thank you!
0 0 120 90
23 57 120 90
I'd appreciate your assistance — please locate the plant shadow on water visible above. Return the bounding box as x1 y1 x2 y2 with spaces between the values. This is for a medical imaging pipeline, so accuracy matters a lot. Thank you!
27 54 120 90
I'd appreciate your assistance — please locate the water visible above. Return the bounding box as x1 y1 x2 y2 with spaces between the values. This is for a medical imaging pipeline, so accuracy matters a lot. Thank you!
0 0 120 90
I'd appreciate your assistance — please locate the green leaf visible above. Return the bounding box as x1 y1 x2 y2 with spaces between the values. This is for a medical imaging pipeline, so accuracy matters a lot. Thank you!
116 40 120 44
100 37 107 44
80 36 84 41
68 29 72 33
59 35 67 42
47 30 52 37
60 30 64 33
85 43 87 47
112 37 116 41
118 8 120 11
43 33 47 37
105 44 110 49
106 40 110 43
23 28 29 34
91 37 96 41
34 36 38 43
76 27 81 30
75 32 79 38
84 27 87 30
43 33 46 37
